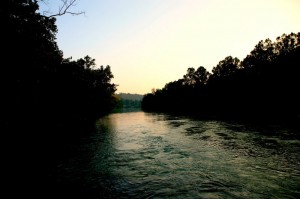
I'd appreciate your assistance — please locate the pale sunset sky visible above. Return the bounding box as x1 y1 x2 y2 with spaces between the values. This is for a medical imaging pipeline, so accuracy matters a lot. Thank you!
40 0 300 95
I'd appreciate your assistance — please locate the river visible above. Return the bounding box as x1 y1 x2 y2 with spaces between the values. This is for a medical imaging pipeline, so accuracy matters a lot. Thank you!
55 111 300 198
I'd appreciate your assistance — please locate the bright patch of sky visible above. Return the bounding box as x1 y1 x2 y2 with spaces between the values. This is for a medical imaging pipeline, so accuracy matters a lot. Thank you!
39 0 300 94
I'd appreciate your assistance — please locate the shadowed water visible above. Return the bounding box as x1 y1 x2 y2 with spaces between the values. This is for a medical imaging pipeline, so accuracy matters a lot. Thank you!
56 112 300 198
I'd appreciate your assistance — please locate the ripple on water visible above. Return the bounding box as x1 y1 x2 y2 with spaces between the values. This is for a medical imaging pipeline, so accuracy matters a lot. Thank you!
70 112 300 198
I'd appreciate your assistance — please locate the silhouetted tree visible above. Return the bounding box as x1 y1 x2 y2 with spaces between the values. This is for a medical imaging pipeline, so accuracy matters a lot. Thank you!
211 56 241 78
183 66 210 86
142 32 300 124
2 0 117 128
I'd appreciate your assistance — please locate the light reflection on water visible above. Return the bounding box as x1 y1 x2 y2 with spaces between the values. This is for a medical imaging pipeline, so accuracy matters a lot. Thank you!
57 112 300 198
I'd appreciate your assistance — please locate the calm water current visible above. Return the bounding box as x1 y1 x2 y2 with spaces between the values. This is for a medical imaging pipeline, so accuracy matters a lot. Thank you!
56 112 300 198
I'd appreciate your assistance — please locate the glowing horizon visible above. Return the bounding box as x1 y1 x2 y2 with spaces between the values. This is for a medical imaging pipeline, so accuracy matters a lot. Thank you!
41 0 300 95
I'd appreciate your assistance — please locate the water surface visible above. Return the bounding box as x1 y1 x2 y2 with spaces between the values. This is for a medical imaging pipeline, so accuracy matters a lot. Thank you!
56 112 300 198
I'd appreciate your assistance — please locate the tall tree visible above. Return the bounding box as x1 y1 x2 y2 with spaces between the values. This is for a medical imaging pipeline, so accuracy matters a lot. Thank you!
211 56 240 78
183 66 210 86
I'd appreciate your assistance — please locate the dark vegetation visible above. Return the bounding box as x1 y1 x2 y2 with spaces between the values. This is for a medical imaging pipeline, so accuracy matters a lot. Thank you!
2 0 117 130
142 32 300 125
2 1 117 198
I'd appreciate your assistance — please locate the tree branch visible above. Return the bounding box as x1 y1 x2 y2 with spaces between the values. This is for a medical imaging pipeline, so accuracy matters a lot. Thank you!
39 0 85 18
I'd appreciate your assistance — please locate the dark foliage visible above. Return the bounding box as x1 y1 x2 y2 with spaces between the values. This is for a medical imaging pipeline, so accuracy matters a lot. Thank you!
1 1 117 198
2 1 116 129
142 32 300 125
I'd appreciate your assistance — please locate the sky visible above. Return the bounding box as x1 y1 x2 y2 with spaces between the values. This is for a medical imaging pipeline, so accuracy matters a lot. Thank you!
39 0 300 95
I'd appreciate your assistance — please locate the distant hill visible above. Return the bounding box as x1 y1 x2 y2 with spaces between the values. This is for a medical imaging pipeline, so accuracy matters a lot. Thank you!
117 93 143 101
113 93 144 113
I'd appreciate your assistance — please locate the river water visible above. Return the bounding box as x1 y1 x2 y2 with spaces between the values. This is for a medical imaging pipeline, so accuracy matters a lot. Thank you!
56 111 300 198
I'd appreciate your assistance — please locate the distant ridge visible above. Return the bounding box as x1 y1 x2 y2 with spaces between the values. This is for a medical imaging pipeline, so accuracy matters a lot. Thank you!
117 93 143 101
113 93 143 113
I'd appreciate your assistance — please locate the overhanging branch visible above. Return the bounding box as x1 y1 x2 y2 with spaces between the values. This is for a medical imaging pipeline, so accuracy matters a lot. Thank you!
39 0 85 18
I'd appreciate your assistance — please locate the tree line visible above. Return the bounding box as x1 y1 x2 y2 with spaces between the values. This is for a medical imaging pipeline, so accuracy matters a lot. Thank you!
142 32 300 124
2 0 117 131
